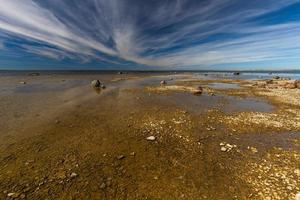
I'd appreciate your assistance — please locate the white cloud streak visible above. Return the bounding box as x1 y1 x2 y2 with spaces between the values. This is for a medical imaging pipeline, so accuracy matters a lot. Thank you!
0 0 300 68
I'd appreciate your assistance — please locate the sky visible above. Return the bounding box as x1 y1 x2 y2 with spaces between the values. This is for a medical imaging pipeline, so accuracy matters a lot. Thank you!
0 0 300 70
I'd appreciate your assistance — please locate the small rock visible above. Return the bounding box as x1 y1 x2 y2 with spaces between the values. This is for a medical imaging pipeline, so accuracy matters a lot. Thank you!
28 72 40 76
220 147 227 152
294 169 300 176
273 76 280 79
70 172 78 178
287 186 293 190
146 136 156 141
284 81 297 89
117 155 125 160
193 86 203 95
296 192 300 200
130 152 135 156
20 194 26 199
19 81 26 84
250 147 258 153
100 183 106 189
91 80 105 89
265 79 273 84
160 80 167 85
7 192 19 198
233 72 240 75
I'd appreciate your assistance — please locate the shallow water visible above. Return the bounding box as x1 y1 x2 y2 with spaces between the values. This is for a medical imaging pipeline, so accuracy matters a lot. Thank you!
208 83 241 89
195 72 300 80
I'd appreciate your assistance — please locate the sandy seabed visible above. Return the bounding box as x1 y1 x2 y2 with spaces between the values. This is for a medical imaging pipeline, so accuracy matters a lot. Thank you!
0 72 299 199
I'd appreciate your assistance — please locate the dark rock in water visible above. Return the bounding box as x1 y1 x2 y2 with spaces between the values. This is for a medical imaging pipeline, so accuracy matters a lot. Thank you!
160 80 167 85
193 86 203 95
273 76 280 80
91 80 105 89
233 72 240 75
28 72 40 76
118 71 123 75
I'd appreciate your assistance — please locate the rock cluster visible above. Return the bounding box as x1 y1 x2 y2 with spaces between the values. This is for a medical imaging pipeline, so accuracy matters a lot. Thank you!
255 78 300 89
220 142 237 152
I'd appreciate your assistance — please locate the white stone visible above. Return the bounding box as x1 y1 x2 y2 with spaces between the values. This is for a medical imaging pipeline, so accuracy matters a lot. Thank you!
146 136 156 141
221 147 227 152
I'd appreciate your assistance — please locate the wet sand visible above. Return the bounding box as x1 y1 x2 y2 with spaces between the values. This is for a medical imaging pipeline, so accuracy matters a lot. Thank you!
0 72 299 199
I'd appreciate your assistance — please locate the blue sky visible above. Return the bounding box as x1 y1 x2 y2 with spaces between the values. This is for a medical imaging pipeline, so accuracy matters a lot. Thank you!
0 0 300 70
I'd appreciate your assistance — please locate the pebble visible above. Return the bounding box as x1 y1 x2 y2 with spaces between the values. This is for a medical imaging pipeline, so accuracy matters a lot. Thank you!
160 80 167 85
220 147 227 152
70 172 78 178
296 192 300 200
146 136 156 141
19 81 26 84
100 183 106 189
117 155 125 160
7 192 19 198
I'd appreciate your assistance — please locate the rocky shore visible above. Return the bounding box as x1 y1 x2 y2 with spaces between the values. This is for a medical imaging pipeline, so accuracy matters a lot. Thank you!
0 72 299 199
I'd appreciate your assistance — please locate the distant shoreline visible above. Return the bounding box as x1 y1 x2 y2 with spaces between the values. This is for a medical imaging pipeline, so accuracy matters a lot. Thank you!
1 69 300 74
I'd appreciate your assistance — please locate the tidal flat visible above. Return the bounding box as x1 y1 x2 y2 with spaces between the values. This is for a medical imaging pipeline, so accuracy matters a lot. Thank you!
0 71 299 199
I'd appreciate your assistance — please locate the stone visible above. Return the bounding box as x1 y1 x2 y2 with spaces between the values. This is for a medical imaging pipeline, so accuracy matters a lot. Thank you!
233 72 240 75
28 72 40 76
193 86 203 95
7 192 19 198
250 147 258 153
130 152 136 156
100 183 106 189
273 76 280 80
220 147 227 152
296 80 300 88
19 81 26 84
146 136 156 141
296 192 300 200
91 80 105 89
284 81 297 89
70 172 78 178
160 80 167 85
117 155 125 160
265 80 273 84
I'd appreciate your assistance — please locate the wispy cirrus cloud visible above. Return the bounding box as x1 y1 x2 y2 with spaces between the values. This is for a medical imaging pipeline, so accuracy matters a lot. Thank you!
0 0 300 69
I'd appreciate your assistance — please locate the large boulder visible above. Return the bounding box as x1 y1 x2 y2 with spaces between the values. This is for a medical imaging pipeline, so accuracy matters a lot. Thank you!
91 80 105 89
